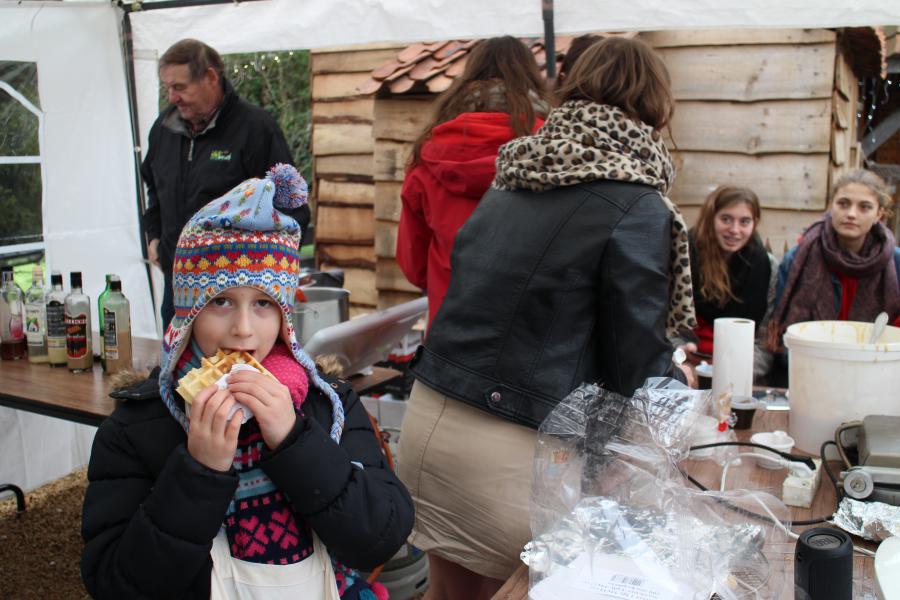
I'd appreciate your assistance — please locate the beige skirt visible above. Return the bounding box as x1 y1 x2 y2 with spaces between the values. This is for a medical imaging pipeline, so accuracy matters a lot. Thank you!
396 380 537 580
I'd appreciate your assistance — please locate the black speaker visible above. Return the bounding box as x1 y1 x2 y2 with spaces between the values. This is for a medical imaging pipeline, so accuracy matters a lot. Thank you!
794 528 853 600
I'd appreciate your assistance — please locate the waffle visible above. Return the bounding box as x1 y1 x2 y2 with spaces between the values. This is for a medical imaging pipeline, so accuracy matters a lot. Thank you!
176 349 274 404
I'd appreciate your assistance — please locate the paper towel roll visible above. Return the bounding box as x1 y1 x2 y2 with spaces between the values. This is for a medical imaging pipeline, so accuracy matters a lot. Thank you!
711 317 755 401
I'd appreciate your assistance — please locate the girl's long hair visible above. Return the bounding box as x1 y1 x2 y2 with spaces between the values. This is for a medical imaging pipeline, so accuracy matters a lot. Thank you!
409 36 550 166
694 186 762 307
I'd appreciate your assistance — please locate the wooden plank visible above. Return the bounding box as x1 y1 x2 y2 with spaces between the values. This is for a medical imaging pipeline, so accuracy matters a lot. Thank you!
376 257 421 293
640 28 835 48
311 48 401 74
374 140 412 182
317 180 375 206
374 220 398 258
316 243 376 268
834 51 854 101
375 181 403 222
315 205 374 243
312 99 374 123
670 99 830 154
659 43 835 101
377 290 424 310
319 264 377 307
832 91 850 130
312 72 374 100
315 154 373 180
373 98 433 142
312 123 373 156
670 151 829 210
832 128 847 166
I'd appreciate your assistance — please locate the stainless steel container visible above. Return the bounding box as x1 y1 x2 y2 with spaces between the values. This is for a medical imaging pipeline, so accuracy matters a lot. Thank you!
292 287 350 345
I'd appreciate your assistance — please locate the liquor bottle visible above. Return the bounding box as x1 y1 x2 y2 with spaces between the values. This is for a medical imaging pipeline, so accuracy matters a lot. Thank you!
102 276 132 375
24 265 48 363
46 271 68 367
65 271 93 372
97 274 112 370
0 266 27 360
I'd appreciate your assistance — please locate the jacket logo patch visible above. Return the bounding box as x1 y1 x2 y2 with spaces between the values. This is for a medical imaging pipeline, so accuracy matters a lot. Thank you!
210 150 232 161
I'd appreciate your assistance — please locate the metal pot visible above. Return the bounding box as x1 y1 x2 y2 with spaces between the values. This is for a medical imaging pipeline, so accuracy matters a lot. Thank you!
292 287 350 345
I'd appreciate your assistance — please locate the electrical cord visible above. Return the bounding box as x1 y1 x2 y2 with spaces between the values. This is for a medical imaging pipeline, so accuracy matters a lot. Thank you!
690 441 817 471
684 440 876 557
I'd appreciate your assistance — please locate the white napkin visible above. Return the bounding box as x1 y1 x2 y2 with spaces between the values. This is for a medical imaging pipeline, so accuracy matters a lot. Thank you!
214 363 259 423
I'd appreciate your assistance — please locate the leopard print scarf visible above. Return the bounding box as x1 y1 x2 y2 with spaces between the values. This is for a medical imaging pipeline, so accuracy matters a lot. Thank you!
492 100 696 336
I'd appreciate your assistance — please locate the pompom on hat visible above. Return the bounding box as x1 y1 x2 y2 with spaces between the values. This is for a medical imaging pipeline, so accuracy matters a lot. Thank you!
159 164 344 441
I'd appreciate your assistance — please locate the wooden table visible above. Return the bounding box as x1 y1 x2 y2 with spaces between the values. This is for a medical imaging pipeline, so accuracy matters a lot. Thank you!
493 409 877 600
0 337 401 427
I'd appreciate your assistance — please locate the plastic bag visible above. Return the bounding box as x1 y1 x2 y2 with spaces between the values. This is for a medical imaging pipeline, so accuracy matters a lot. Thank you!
524 380 791 600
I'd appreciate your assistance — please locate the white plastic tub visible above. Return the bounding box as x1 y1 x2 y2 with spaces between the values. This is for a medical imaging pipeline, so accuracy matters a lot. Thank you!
783 321 900 453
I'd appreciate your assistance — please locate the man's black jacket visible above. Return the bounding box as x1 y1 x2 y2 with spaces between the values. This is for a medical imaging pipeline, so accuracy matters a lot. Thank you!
141 79 299 272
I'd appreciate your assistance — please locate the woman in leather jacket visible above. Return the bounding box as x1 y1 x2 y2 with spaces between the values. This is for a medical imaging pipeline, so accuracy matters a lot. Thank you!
396 37 695 600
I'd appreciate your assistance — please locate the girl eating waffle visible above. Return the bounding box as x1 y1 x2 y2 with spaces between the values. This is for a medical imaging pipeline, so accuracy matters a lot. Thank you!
81 164 413 600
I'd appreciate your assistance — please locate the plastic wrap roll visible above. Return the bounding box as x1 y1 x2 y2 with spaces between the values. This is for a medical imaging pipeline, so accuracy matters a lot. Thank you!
711 317 755 401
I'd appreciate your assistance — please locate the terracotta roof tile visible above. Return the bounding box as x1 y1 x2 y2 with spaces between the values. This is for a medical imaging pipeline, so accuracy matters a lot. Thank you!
361 35 601 96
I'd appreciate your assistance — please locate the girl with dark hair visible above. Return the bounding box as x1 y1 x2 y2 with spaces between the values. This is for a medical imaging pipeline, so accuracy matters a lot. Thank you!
396 36 550 329
397 36 694 600
688 185 776 376
769 169 900 348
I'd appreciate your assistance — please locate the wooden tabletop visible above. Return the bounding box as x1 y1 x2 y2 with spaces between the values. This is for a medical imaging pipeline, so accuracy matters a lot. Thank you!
493 409 877 600
0 337 401 427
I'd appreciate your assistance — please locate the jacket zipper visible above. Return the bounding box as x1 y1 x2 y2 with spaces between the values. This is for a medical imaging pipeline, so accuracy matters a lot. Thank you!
188 138 194 162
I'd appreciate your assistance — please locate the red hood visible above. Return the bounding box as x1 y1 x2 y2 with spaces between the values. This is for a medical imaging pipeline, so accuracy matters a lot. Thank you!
419 112 542 199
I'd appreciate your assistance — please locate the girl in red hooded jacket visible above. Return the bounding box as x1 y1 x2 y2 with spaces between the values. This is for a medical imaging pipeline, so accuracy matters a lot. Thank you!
396 36 551 330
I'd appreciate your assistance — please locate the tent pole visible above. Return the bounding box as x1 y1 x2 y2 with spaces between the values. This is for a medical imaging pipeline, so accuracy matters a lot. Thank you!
119 0 266 13
117 7 158 329
542 0 556 82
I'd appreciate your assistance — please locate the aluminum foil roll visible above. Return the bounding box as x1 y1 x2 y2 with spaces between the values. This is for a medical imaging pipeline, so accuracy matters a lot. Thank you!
832 498 900 541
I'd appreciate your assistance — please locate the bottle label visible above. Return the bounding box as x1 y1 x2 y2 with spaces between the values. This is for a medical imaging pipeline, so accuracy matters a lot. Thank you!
47 301 66 339
103 308 118 359
65 313 88 359
25 305 46 346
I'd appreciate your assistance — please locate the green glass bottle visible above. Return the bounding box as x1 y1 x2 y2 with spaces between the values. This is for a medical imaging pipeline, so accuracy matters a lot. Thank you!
97 274 113 370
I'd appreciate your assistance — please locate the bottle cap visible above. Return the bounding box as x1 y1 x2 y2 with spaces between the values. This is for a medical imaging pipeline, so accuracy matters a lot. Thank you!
70 271 82 288
51 271 63 286
110 279 122 292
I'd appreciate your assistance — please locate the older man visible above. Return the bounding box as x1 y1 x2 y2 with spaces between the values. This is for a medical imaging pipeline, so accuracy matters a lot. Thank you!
141 39 303 330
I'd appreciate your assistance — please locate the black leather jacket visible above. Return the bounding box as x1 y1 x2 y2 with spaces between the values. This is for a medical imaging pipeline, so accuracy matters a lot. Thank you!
410 180 681 429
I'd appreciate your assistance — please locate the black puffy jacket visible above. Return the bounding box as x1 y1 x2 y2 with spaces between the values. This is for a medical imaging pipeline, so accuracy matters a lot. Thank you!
411 180 681 429
81 370 413 599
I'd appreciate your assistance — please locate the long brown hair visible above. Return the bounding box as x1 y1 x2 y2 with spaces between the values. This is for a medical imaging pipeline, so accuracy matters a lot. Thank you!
557 36 674 130
694 186 762 306
409 36 550 166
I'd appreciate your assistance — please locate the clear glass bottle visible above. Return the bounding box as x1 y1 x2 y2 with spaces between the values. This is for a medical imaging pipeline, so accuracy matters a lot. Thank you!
65 271 93 372
97 274 113 370
102 276 132 375
24 265 48 363
1 266 27 360
46 271 68 367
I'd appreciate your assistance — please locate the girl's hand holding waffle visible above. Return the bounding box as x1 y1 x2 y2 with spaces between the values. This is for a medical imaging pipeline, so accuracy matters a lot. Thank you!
187 384 242 472
226 369 296 450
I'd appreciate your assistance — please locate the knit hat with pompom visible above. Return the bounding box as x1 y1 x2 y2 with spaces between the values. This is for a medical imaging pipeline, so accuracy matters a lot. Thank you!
158 163 344 441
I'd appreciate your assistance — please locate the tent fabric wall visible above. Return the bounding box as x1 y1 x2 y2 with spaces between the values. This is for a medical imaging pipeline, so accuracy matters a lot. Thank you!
0 2 156 340
0 2 152 491
128 0 900 55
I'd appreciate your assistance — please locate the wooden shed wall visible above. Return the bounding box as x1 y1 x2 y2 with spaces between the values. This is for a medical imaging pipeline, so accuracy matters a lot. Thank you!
310 45 402 313
321 29 867 308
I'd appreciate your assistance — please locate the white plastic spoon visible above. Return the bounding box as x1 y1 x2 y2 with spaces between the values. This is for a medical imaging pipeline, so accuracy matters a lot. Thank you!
868 311 889 344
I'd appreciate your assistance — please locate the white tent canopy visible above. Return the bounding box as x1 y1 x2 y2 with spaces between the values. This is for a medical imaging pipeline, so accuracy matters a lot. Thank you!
1 0 898 490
